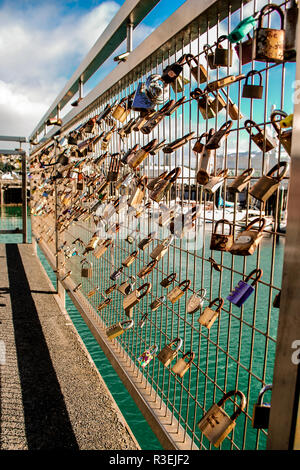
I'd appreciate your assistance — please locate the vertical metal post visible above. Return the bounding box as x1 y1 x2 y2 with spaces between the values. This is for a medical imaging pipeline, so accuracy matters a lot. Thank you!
21 151 27 243
54 140 65 307
126 22 133 53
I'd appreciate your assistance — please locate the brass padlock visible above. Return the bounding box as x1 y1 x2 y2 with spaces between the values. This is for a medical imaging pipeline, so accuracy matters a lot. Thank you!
271 110 292 155
111 97 130 123
122 250 138 268
137 260 157 279
172 351 195 378
242 70 263 99
162 132 195 154
210 219 233 252
127 139 158 169
205 74 244 93
118 276 136 296
97 298 111 311
214 36 232 67
157 338 183 367
167 280 191 304
198 390 246 447
138 231 157 251
252 384 272 429
203 169 229 194
198 298 224 329
123 282 152 310
170 75 189 94
186 288 207 314
160 272 177 288
190 88 215 120
210 91 227 114
106 319 134 341
195 130 215 185
149 296 166 311
185 54 208 83
117 118 136 139
253 4 285 63
105 284 117 295
205 121 233 149
244 119 276 153
107 153 121 182
250 162 288 203
284 0 298 61
147 171 168 191
93 239 113 259
81 259 93 278
84 233 100 253
230 217 266 256
149 167 181 203
87 286 100 298
203 44 217 70
228 168 254 194
128 176 148 208
150 235 173 261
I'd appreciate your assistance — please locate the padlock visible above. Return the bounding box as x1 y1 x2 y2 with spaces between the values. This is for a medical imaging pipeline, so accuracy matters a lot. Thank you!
121 144 140 165
253 4 285 63
250 162 288 203
214 36 233 67
111 97 130 122
203 169 229 194
157 338 183 367
118 276 136 296
195 131 215 184
209 257 222 273
132 82 156 112
170 75 190 94
118 118 136 139
138 313 148 328
230 217 266 256
106 319 134 341
122 250 138 268
203 44 217 69
273 291 281 308
210 91 227 114
210 219 233 252
115 172 134 190
149 167 181 203
228 15 256 43
133 110 156 132
172 351 195 378
284 0 298 61
84 233 100 253
193 132 208 155
252 384 272 429
105 284 117 295
206 74 245 93
138 231 157 251
123 283 152 310
137 345 158 368
107 153 121 182
81 259 93 278
127 139 158 169
279 113 293 129
185 54 208 83
128 176 148 208
93 239 113 259
77 172 84 190
167 280 191 304
140 99 174 135
145 74 168 104
205 121 233 149
244 119 276 153
270 110 292 155
198 298 224 329
110 266 124 281
228 168 254 194
161 55 186 84
137 260 157 279
96 101 116 124
149 296 166 311
198 390 246 447
97 298 111 311
162 132 195 153
242 70 263 99
227 268 263 307
234 34 253 65
186 288 207 314
147 171 168 191
190 88 215 120
150 235 173 261
87 286 100 298
160 272 177 288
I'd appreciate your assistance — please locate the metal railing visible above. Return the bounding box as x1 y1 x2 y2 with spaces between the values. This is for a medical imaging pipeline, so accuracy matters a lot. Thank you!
29 0 300 450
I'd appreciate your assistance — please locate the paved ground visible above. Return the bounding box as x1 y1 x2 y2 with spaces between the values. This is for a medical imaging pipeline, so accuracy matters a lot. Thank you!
0 243 139 450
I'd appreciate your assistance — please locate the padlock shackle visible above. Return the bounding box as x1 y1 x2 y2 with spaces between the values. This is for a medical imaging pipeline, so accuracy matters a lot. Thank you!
139 259 157 276
143 138 158 152
208 297 224 311
185 53 199 68
195 287 207 299
121 319 134 330
257 3 284 30
244 69 263 86
271 109 289 133
216 168 229 178
219 120 233 133
213 218 232 235
245 217 266 233
244 268 263 286
161 235 174 248
146 344 159 355
165 167 181 182
162 272 177 285
137 282 152 299
169 337 183 352
239 167 255 178
178 279 191 292
217 390 247 421
257 384 273 404
244 119 264 136
216 35 229 46
266 162 289 181
182 351 195 365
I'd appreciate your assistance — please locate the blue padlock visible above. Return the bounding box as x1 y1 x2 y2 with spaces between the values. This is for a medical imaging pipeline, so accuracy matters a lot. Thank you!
227 268 262 307
227 15 256 43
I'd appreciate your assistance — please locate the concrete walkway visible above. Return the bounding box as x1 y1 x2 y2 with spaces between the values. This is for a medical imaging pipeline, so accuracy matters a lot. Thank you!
0 243 139 450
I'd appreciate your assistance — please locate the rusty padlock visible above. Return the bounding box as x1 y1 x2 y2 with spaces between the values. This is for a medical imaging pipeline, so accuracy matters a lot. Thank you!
230 217 266 256
284 0 298 61
234 33 254 65
123 282 152 310
160 272 177 288
157 338 183 367
253 4 285 63
210 219 233 252
250 162 288 203
228 168 254 194
149 296 166 311
107 153 121 182
172 351 195 378
167 279 191 304
242 70 263 99
81 259 93 278
271 110 292 155
137 260 157 279
205 121 233 149
198 298 224 329
244 119 276 153
214 36 233 67
138 231 157 251
190 88 215 120
149 167 181 203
